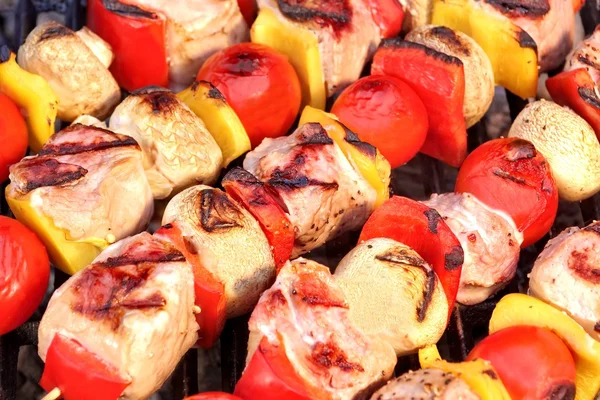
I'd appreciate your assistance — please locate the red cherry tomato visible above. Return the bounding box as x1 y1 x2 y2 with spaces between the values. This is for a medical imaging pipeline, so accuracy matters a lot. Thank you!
185 392 242 400
467 325 576 400
366 0 405 38
455 137 558 248
197 43 302 148
0 216 50 335
0 93 28 182
237 0 257 26
331 75 428 168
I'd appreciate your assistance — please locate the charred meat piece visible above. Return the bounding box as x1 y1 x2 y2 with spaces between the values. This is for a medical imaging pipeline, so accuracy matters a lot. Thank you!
423 193 522 305
565 26 600 85
38 232 199 400
529 221 600 341
109 86 223 199
243 122 376 257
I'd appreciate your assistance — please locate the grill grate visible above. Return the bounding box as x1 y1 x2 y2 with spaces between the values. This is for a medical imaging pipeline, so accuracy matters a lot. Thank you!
1 1 600 398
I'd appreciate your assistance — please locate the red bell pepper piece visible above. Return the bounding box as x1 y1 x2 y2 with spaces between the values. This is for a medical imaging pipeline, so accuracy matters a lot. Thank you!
358 196 464 320
222 168 294 270
546 68 600 142
154 223 226 348
40 333 129 400
366 0 404 38
372 39 467 168
87 0 169 92
185 393 242 400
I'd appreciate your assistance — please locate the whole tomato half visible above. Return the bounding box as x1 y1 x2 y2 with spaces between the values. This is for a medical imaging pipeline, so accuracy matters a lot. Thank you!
331 75 428 168
467 325 576 400
0 216 50 335
197 43 302 148
0 93 28 182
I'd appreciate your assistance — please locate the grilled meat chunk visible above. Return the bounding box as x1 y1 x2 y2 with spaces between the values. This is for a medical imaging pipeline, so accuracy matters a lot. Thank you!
244 122 376 257
162 185 276 318
424 193 522 305
565 26 600 84
246 258 397 399
529 221 600 341
109 86 223 199
38 232 199 400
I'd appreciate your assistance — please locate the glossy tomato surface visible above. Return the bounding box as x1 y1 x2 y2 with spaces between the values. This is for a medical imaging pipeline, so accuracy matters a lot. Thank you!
366 0 404 38
197 43 302 148
332 75 428 168
455 137 558 247
185 393 242 400
237 0 257 26
0 93 28 182
0 216 50 335
467 325 576 400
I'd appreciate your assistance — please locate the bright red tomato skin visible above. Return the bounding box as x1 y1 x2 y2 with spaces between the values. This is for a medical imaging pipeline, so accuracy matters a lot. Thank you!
237 0 257 26
185 392 242 400
366 0 405 38
332 75 428 168
0 216 50 335
467 326 576 400
0 93 28 182
197 43 302 148
455 137 558 248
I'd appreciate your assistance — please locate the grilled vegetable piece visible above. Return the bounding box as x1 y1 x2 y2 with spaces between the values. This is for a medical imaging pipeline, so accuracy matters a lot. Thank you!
529 221 600 341
359 196 464 319
335 238 448 356
251 0 380 108
489 294 600 400
18 21 120 122
0 46 58 153
38 233 199 400
467 326 577 400
109 87 222 200
177 80 250 167
222 167 294 270
185 393 242 400
372 39 467 168
162 185 275 318
367 0 405 38
244 123 377 257
197 42 301 148
0 216 50 336
237 259 397 400
456 137 557 248
6 124 154 275
0 94 27 182
298 106 391 207
431 0 538 99
406 25 494 128
508 100 600 201
424 193 522 305
330 75 428 168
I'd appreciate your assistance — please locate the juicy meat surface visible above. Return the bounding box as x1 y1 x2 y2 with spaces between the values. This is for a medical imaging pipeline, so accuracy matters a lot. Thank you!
7 124 153 243
244 122 376 257
529 221 600 341
423 193 522 305
565 26 600 85
38 232 199 400
247 258 397 400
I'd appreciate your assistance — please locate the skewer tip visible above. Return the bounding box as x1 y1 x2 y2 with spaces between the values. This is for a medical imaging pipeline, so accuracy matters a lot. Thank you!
42 387 61 400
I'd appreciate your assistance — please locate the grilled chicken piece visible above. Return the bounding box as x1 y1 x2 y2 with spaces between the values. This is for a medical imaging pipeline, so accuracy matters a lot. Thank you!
529 221 600 341
257 0 380 96
38 232 199 400
162 185 275 318
423 193 522 305
244 122 376 257
109 86 222 200
565 26 600 84
18 21 120 122
125 0 248 88
7 124 153 244
400 0 432 31
370 369 480 400
334 238 448 356
247 258 397 399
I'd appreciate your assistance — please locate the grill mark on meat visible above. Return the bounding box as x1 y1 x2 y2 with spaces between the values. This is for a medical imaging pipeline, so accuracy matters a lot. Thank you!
97 251 186 268
39 125 139 156
20 159 88 193
583 223 600 235
568 250 600 283
424 209 442 234
380 39 464 67
430 26 470 56
445 246 464 271
223 167 262 186
505 139 536 161
298 123 334 145
341 123 377 158
0 45 10 63
268 290 288 306
492 168 528 185
132 87 180 114
542 382 576 400
309 341 364 372
269 175 339 190
416 267 436 322
594 322 600 332
578 87 600 109
278 0 352 37
376 251 426 267
292 274 347 308
38 24 73 42
102 0 158 19
198 189 243 232
517 30 538 51
576 53 600 69
482 369 498 379
483 0 550 17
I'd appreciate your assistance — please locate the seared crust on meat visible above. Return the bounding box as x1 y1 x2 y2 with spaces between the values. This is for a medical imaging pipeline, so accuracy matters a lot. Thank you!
102 0 159 18
277 0 352 35
483 0 550 18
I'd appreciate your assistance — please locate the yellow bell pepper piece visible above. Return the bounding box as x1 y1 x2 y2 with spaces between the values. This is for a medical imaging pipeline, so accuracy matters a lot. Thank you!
419 344 511 400
0 48 58 153
251 8 326 110
178 81 251 167
490 294 600 400
431 0 538 99
299 106 390 207
6 189 109 275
